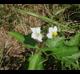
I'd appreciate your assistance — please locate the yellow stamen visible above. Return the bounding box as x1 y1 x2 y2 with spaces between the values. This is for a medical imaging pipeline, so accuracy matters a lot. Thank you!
52 32 58 37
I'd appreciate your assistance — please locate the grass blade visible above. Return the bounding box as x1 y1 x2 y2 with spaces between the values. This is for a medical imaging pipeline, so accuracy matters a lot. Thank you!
16 9 61 25
28 53 43 70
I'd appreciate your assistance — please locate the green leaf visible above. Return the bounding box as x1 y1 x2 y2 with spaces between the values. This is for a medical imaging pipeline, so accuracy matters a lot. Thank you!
65 33 80 46
23 34 38 48
62 52 80 70
40 47 51 52
8 31 25 43
46 37 65 48
46 35 80 70
64 52 80 60
51 46 79 59
28 53 44 70
8 32 37 48
62 58 80 70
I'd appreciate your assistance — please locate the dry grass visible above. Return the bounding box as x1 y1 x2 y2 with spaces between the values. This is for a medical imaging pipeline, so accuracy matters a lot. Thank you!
0 4 50 70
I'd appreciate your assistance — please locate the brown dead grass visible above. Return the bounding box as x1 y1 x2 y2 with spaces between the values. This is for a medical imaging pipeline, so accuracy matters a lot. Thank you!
0 4 52 69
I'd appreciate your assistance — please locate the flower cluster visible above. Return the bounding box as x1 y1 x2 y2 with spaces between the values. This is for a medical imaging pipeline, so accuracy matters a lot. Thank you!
31 26 58 42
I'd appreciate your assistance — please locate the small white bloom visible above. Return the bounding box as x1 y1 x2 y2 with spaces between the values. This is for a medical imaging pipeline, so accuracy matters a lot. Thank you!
47 26 58 39
31 27 43 42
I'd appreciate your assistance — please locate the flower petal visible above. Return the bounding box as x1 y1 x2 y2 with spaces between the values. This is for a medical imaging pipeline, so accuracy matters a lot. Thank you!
47 32 52 39
49 27 54 33
37 34 43 42
31 33 43 42
53 26 57 32
31 27 43 42
48 26 57 33
31 33 37 39
36 27 41 33
31 28 36 33
31 27 41 33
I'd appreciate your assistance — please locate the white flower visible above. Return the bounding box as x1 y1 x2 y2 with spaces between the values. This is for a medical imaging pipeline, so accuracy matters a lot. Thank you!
31 27 43 42
47 26 58 39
